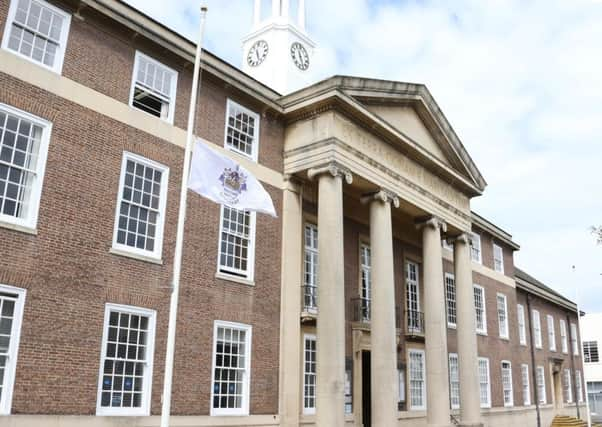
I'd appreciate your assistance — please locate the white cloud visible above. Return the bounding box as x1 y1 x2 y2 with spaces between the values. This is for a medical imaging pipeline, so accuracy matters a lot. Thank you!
124 0 602 311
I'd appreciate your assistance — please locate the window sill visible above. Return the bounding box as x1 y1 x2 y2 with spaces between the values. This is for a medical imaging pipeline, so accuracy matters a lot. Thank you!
477 331 488 336
109 247 163 265
215 272 255 287
0 220 38 235
448 324 457 330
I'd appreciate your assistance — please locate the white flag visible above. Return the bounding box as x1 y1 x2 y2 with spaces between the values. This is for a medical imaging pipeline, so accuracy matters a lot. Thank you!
188 140 277 217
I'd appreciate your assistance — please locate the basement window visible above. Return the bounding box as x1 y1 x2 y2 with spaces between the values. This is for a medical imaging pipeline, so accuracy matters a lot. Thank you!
130 52 178 124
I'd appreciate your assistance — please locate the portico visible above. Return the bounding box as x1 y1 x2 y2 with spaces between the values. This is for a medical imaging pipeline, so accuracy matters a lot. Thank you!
276 77 487 427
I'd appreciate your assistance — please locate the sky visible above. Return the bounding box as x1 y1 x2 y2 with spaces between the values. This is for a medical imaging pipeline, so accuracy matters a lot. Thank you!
124 0 602 312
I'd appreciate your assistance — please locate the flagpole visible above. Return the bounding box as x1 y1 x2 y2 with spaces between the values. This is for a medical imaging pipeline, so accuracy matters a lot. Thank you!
160 6 208 427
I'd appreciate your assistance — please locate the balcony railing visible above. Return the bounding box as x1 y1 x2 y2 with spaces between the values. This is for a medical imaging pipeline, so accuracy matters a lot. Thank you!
351 297 371 323
303 284 318 313
406 310 425 336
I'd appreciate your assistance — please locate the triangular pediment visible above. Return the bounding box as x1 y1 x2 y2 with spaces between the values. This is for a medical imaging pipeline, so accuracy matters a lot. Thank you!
364 104 453 167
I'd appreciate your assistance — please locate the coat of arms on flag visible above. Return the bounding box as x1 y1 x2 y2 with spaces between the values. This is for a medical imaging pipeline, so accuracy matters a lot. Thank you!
219 166 247 204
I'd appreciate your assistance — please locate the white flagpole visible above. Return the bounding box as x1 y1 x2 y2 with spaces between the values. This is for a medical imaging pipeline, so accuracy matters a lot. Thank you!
160 6 208 427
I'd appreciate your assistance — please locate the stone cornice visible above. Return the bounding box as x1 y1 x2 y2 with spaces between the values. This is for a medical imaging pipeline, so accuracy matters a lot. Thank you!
284 137 472 224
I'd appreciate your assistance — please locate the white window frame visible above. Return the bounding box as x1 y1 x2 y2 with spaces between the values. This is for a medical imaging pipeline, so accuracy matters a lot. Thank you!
445 273 456 329
501 360 514 407
532 310 542 349
449 353 460 410
493 243 504 273
398 368 405 404
303 222 318 312
560 319 568 354
129 51 178 124
571 323 579 356
1 0 71 74
584 341 599 363
111 152 169 261
536 365 547 404
302 334 316 415
210 320 252 416
96 303 156 416
216 205 256 281
564 368 572 403
0 103 52 232
517 304 527 346
547 315 556 352
0 284 26 415
478 357 492 408
406 261 421 333
359 242 371 322
473 284 487 335
470 232 482 264
576 370 583 403
408 348 426 411
521 363 531 406
497 293 509 339
224 99 260 162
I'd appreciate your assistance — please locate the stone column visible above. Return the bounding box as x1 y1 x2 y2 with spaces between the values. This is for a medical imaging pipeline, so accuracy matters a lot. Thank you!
278 177 303 426
418 217 451 427
453 233 483 427
308 162 352 427
362 190 400 427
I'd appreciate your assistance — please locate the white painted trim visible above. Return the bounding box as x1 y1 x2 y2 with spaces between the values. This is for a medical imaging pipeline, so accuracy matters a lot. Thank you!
536 365 547 404
501 360 514 407
408 348 426 411
473 284 487 335
470 232 482 264
497 293 509 340
96 303 157 416
547 314 556 352
560 319 568 354
129 51 178 125
216 205 256 281
0 103 52 232
493 243 504 274
0 284 26 415
521 363 531 406
111 151 169 261
478 357 492 409
1 0 71 74
571 323 579 356
210 320 252 417
532 310 542 349
223 99 260 163
445 273 456 329
302 333 316 415
448 353 460 410
517 304 527 346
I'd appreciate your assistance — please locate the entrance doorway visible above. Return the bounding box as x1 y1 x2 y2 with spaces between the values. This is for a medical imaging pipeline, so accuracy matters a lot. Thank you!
362 351 371 427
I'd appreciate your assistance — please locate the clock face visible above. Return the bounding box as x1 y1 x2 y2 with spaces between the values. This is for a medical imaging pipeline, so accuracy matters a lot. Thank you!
247 40 269 67
290 42 309 71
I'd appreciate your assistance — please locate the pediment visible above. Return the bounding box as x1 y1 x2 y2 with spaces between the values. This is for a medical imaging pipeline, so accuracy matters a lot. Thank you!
364 104 452 167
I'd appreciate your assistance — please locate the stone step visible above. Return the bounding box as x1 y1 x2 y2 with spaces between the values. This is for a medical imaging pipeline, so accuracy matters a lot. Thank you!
551 415 587 427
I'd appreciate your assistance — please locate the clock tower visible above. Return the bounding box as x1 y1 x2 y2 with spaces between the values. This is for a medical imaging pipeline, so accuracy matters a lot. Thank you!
242 0 316 94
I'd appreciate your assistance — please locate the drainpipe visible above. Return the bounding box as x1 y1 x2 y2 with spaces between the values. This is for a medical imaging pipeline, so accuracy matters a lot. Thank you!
567 312 580 419
527 293 542 427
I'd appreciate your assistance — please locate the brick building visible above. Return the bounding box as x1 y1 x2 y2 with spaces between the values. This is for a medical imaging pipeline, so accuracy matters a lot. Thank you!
0 0 586 426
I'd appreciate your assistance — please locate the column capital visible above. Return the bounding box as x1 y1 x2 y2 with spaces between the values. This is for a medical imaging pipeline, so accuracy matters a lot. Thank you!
360 189 400 208
283 174 303 193
447 232 471 246
307 161 353 184
415 216 447 233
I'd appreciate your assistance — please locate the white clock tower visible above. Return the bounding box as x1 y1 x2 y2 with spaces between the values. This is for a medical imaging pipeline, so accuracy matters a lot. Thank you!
242 0 316 94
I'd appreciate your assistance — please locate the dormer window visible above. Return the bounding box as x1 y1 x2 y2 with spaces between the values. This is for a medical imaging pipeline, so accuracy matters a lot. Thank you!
130 52 178 124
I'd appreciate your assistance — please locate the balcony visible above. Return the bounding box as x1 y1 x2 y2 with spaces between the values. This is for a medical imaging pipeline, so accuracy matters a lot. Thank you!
301 284 318 322
405 310 425 338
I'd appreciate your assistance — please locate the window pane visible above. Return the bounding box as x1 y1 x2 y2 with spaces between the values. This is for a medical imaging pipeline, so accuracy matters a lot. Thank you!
225 102 258 158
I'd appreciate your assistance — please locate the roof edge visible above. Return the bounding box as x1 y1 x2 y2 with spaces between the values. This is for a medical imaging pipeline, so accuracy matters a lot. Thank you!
515 267 578 313
471 211 520 250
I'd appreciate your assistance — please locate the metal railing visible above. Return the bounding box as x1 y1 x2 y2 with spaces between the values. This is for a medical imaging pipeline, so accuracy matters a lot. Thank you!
303 284 318 313
406 310 425 335
351 297 371 323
